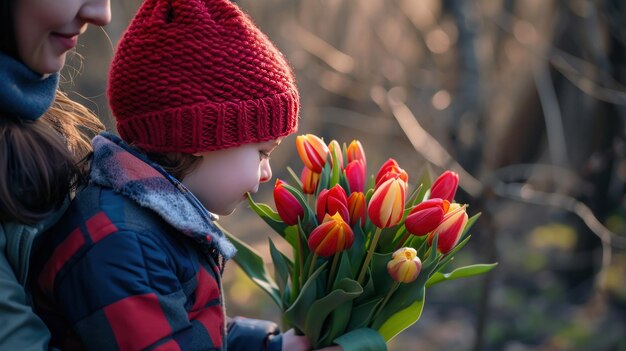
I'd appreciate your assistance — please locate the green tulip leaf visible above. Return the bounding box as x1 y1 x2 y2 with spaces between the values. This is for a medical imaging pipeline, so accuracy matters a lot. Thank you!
269 238 291 305
333 327 387 351
376 226 398 253
339 172 351 195
317 161 332 196
329 146 342 188
222 227 281 308
333 252 354 288
347 224 366 277
347 298 383 330
283 224 298 251
370 261 433 331
286 166 304 189
426 263 498 288
285 262 328 332
377 289 425 342
370 252 394 296
306 278 362 347
434 235 471 272
321 298 353 346
246 195 289 236
355 266 377 304
405 184 423 208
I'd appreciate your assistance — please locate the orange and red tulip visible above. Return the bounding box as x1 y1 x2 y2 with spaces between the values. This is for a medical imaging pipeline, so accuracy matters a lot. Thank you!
428 203 468 254
308 213 355 257
367 175 406 228
375 158 408 187
347 191 366 227
300 167 320 195
296 134 329 173
346 140 366 167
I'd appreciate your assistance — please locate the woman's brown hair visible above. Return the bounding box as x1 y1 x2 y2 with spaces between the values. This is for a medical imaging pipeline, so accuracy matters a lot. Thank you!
0 91 104 224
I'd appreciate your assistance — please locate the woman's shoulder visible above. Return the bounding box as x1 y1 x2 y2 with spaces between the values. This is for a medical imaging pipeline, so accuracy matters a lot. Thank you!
0 201 67 285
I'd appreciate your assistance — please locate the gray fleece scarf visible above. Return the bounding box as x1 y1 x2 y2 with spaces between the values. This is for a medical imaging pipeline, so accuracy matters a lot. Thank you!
89 132 237 259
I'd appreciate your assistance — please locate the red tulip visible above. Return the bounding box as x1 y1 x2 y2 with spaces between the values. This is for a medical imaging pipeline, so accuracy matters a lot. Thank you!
347 140 366 167
367 175 406 228
347 191 366 227
375 159 399 184
300 167 320 195
316 185 349 223
296 134 329 173
405 199 450 236
274 179 304 226
344 160 366 193
375 158 408 187
387 247 422 283
430 170 459 202
328 140 344 170
308 213 354 257
428 203 468 254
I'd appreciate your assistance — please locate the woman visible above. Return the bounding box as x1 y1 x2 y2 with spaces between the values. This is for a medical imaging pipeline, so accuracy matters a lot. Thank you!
0 0 110 348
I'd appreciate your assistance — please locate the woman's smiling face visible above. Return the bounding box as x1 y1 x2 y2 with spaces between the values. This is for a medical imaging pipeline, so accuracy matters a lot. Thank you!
13 0 111 74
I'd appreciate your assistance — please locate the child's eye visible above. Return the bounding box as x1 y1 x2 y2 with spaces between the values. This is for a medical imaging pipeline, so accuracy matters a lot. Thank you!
260 150 271 160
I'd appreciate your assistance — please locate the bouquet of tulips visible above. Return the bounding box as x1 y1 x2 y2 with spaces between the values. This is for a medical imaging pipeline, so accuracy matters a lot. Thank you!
226 134 497 350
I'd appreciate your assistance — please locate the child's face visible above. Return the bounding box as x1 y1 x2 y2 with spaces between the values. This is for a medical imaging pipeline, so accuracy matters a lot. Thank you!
14 0 111 74
182 138 282 216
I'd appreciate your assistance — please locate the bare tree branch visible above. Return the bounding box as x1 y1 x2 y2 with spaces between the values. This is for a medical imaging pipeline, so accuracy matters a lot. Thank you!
534 58 570 166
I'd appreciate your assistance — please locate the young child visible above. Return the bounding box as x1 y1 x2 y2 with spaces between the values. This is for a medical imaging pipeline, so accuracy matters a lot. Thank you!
0 0 109 349
30 0 322 350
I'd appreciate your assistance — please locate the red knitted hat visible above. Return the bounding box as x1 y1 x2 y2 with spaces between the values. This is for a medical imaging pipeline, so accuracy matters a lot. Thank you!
107 0 299 153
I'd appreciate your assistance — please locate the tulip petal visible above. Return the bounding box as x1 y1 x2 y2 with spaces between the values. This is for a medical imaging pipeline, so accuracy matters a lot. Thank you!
307 213 354 257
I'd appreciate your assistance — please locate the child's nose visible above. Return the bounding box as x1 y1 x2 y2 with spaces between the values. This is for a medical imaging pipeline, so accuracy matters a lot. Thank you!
79 0 112 27
260 161 272 183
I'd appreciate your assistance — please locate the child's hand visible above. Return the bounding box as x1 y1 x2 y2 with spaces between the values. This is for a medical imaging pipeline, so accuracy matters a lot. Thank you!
282 329 311 351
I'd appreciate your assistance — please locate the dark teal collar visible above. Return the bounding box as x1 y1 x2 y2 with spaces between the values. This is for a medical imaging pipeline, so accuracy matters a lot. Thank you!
0 52 59 121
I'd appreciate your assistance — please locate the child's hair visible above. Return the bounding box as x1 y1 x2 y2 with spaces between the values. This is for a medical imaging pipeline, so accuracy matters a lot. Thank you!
0 92 104 224
145 152 201 181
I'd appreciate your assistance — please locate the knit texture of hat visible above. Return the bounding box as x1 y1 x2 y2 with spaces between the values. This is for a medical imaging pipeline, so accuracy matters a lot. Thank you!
107 0 299 153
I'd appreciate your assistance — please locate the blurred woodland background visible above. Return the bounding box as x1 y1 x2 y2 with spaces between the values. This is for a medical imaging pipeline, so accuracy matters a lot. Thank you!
63 0 626 350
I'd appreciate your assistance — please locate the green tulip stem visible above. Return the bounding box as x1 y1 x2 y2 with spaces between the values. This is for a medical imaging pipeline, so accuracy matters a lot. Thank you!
326 253 341 292
357 227 383 285
297 227 305 291
395 231 412 250
370 281 400 326
415 236 429 256
307 253 319 281
422 237 437 260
